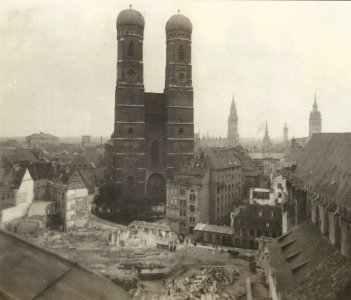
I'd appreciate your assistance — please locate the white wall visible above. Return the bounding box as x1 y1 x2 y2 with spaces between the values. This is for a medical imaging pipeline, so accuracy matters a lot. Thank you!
0 170 34 226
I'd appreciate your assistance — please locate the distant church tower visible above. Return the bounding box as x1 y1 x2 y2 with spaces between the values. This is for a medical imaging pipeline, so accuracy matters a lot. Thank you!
309 93 322 137
283 123 289 144
227 94 239 146
262 121 271 152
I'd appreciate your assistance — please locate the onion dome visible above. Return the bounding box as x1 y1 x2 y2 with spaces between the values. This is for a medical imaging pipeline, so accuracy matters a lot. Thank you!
117 6 145 28
166 12 192 32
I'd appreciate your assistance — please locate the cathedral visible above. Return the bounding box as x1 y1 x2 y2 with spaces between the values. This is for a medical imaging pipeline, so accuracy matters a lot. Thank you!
105 7 194 202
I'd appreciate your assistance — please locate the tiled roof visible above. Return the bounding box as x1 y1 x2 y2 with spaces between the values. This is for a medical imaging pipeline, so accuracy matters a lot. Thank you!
205 148 242 170
0 167 27 191
293 133 351 209
27 162 53 180
249 152 285 160
0 229 129 300
194 223 234 235
269 223 351 300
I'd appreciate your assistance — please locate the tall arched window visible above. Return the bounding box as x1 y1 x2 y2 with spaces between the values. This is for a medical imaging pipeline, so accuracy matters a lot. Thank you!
151 140 160 163
178 45 185 61
127 41 135 58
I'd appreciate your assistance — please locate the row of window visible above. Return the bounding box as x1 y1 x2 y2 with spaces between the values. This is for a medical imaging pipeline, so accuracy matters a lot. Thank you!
1 193 12 200
217 182 242 194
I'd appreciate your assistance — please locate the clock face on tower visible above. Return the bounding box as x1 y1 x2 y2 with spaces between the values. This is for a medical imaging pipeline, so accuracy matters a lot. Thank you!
126 67 137 79
177 71 186 82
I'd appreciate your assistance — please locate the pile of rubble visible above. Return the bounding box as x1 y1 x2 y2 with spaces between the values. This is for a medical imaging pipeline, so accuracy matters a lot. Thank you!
162 265 240 300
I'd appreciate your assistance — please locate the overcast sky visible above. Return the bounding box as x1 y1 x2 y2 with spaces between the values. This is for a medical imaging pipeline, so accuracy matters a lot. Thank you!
1 0 351 139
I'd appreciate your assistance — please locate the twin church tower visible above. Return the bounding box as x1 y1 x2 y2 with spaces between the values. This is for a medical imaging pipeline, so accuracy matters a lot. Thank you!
106 7 194 201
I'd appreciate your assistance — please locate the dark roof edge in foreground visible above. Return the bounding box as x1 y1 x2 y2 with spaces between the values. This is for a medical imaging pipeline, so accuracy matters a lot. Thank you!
0 228 108 281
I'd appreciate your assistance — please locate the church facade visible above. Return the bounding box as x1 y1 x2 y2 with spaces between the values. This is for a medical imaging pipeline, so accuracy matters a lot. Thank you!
105 8 194 202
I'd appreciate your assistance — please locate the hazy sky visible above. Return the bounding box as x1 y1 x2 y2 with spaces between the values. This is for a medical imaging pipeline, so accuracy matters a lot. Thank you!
1 0 351 139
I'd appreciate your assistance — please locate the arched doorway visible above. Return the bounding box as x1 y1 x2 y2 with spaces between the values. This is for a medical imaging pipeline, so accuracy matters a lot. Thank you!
146 173 166 205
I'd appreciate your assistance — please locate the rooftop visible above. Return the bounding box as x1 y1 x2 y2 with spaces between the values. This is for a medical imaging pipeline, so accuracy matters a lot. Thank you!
0 229 129 300
292 133 351 209
0 166 27 191
269 222 351 300
205 147 242 170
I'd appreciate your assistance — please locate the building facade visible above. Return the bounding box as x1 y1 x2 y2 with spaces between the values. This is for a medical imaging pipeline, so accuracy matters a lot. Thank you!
50 168 89 231
25 132 58 148
106 8 194 203
231 204 282 249
309 93 322 137
0 167 34 225
166 147 245 234
166 165 210 235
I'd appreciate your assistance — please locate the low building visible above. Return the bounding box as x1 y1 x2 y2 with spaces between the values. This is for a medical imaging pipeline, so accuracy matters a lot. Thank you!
25 132 59 147
0 166 34 225
231 205 282 249
128 220 171 237
249 188 275 206
194 223 234 246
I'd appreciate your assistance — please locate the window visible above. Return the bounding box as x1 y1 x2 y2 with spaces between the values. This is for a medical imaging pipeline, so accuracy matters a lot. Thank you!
128 127 133 134
190 205 195 212
178 45 185 60
259 210 263 217
189 189 196 201
178 127 184 135
266 222 270 228
127 41 134 57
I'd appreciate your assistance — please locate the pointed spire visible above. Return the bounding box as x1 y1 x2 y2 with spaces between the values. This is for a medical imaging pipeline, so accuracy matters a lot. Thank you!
229 93 237 120
313 92 318 111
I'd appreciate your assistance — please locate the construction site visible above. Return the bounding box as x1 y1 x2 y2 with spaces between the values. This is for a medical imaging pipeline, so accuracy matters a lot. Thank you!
11 217 261 300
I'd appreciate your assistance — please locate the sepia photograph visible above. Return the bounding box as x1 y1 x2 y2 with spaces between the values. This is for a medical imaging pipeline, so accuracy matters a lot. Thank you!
1 0 351 299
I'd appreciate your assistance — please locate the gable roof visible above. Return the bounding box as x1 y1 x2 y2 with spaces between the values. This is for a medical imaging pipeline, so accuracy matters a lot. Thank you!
269 222 351 300
293 133 351 209
0 167 28 191
0 229 129 300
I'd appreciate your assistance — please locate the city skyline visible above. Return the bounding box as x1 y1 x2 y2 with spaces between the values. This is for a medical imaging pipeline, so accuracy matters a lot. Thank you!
1 0 351 138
